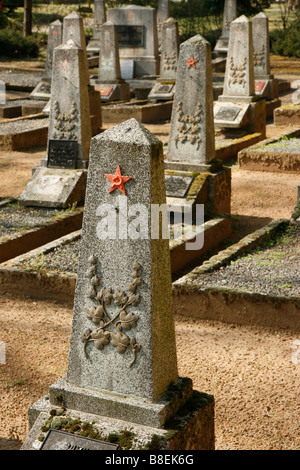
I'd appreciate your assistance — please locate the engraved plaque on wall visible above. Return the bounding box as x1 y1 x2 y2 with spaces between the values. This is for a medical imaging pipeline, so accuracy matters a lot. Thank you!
47 140 78 169
215 106 242 122
165 175 194 198
40 430 121 450
117 25 144 47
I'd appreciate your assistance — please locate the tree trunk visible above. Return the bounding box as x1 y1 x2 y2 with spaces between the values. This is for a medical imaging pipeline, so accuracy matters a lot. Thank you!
23 0 33 37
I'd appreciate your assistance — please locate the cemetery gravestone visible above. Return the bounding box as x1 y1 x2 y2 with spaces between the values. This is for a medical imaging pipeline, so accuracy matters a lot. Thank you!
165 35 231 219
94 21 130 102
157 0 170 50
20 40 92 208
107 5 159 77
214 15 266 135
87 0 107 55
252 12 279 101
214 0 237 57
30 20 63 101
21 119 215 450
148 17 179 101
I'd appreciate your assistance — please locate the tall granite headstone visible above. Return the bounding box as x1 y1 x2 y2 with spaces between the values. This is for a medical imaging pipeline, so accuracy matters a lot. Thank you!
157 0 170 50
21 119 215 450
166 35 215 169
252 12 279 101
63 11 102 136
214 0 237 57
94 21 130 101
214 15 266 135
20 40 92 208
165 35 231 219
30 20 63 100
107 5 159 77
63 11 90 85
87 0 107 55
148 17 179 101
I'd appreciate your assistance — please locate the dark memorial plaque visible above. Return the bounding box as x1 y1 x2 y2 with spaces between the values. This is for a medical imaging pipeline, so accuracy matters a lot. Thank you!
117 25 144 48
156 84 173 94
40 430 121 450
215 106 242 122
47 140 78 169
165 175 194 198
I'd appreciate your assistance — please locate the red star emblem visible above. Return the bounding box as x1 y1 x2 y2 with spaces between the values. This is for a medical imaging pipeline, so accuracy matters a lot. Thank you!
186 55 198 69
104 165 132 195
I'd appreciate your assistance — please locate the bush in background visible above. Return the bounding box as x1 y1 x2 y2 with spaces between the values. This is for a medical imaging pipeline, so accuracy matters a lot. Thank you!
271 20 300 58
0 29 39 58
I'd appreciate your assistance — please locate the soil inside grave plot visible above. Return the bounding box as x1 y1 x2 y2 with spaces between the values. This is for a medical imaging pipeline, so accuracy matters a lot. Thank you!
0 204 57 238
191 224 300 299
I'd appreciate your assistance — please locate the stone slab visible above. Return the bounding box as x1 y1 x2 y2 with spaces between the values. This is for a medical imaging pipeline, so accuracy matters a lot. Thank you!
19 167 87 208
214 101 250 128
21 390 215 450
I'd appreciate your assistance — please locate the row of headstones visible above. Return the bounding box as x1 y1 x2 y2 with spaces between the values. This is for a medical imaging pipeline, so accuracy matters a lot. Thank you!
22 12 272 206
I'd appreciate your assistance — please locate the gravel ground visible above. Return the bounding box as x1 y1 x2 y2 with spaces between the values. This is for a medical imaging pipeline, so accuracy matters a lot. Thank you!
0 205 56 237
192 225 300 298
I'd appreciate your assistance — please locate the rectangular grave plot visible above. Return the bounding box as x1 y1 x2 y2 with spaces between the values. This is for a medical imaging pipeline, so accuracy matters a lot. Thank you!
117 25 144 48
165 175 194 198
215 106 242 122
47 140 78 169
40 429 121 450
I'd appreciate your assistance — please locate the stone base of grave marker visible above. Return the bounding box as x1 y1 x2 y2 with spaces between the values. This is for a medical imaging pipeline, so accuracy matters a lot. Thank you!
148 80 176 101
19 168 87 209
21 377 215 450
214 99 266 136
214 36 229 57
30 78 51 101
164 164 231 220
94 81 130 102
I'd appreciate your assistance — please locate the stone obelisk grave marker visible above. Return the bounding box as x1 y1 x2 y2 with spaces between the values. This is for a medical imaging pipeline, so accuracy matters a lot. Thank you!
21 119 215 450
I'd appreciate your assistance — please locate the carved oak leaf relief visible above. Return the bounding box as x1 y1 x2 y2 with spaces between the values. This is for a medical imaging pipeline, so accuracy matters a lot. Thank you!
80 256 142 367
175 100 203 148
53 100 78 141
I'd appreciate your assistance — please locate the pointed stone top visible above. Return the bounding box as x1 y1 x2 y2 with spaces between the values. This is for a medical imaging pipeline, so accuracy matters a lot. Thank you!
233 15 250 23
56 39 80 50
165 17 177 24
103 20 115 26
182 34 209 47
253 12 267 19
51 19 62 26
93 119 161 147
65 11 82 19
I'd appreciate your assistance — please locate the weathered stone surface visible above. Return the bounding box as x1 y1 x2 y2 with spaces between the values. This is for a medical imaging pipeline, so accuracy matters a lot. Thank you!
67 118 178 401
63 11 90 84
166 34 215 166
214 0 237 54
157 0 170 50
46 40 92 168
45 20 63 78
107 5 159 76
19 167 87 208
160 17 179 80
221 15 256 102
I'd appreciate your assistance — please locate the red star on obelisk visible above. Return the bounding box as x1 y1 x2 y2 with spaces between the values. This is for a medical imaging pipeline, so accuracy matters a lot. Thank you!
186 55 198 69
104 165 132 195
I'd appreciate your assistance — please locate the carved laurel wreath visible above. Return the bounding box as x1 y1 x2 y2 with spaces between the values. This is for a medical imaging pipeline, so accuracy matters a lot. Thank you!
53 100 77 140
228 57 247 87
80 256 142 367
175 100 203 148
253 45 265 67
